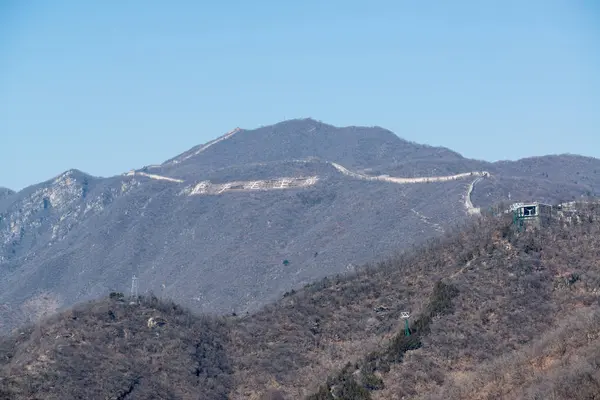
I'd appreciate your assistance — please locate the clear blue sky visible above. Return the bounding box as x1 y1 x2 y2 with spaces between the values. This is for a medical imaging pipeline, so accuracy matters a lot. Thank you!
1 1 599 191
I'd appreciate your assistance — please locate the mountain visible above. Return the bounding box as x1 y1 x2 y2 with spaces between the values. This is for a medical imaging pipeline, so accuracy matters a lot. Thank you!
1 118 600 334
153 119 468 179
0 188 14 201
2 202 599 399
0 294 232 399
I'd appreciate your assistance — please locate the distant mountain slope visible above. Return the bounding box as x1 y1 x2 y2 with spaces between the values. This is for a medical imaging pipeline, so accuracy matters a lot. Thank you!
0 168 471 333
470 155 600 209
0 188 14 201
1 119 600 334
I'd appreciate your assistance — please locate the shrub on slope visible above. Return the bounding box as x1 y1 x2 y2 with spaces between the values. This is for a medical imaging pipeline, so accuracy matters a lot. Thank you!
428 305 600 400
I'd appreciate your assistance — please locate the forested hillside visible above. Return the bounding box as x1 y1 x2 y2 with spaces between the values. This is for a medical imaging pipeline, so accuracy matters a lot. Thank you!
2 201 599 399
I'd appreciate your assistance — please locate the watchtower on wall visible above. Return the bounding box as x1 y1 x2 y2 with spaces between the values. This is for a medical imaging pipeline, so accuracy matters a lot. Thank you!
510 202 553 230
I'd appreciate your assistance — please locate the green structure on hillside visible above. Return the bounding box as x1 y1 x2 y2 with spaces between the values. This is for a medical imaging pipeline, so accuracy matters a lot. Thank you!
401 312 411 336
511 202 553 231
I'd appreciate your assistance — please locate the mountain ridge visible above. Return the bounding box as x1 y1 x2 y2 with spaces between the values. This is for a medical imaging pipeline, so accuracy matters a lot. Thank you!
1 119 599 335
7 118 597 194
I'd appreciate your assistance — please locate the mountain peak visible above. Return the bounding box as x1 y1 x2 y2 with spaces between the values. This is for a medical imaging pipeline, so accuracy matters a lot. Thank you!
158 119 462 180
48 169 95 186
264 117 398 136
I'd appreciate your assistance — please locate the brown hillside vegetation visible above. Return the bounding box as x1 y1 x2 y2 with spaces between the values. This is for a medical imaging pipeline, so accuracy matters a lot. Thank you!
1 202 600 399
0 294 233 399
230 202 600 399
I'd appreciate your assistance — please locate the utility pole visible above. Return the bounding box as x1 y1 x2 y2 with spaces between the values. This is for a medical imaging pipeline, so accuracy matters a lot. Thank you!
401 311 411 336
130 275 139 300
